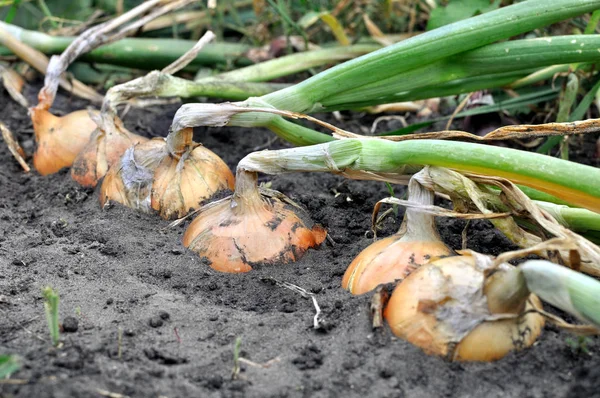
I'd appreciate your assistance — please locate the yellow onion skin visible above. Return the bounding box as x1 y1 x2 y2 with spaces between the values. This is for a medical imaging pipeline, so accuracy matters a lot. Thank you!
71 124 147 188
182 187 327 273
384 255 544 362
31 108 98 175
99 138 166 211
99 161 128 208
342 235 453 295
151 144 235 220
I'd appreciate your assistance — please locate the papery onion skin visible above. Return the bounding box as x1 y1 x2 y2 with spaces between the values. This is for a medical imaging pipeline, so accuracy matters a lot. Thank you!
71 127 147 188
342 236 453 295
183 190 327 273
99 162 128 208
99 138 166 211
384 255 544 361
151 145 235 220
32 109 98 175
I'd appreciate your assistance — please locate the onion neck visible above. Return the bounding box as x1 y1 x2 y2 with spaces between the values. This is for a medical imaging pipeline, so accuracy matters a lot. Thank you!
166 127 194 158
484 266 529 314
232 169 267 213
30 107 57 140
400 176 442 243
36 86 54 111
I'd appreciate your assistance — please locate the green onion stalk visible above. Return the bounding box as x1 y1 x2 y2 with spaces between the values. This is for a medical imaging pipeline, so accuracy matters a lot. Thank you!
165 0 600 141
509 65 574 89
102 43 380 103
319 35 600 110
224 34 600 132
520 260 600 328
534 201 600 234
0 21 252 70
259 0 600 113
0 21 379 73
165 31 600 144
231 138 600 214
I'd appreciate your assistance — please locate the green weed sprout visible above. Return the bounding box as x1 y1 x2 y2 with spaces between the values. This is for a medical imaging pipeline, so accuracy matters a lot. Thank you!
0 355 21 379
42 286 60 347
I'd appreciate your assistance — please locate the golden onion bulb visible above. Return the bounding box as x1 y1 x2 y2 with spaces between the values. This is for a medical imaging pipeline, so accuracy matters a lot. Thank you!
384 254 544 361
151 143 235 220
99 130 234 219
183 171 326 273
31 108 98 175
342 236 453 295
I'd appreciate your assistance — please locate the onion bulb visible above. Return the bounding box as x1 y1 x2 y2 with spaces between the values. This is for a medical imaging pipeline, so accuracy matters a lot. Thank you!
71 115 147 187
343 177 453 295
343 236 453 295
31 108 98 175
384 253 545 361
182 170 327 273
100 128 234 219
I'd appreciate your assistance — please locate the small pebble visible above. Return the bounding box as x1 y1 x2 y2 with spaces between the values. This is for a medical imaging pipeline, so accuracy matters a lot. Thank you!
11 258 25 266
207 375 223 389
148 316 164 328
159 311 170 320
62 316 79 333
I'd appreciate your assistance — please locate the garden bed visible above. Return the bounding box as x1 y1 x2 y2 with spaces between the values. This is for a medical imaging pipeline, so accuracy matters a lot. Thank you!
1 86 599 398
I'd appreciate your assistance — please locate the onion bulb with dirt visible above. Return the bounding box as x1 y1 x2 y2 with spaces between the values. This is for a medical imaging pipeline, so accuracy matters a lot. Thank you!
384 252 545 361
342 176 453 295
100 127 234 219
31 108 99 175
182 169 327 273
0 21 103 175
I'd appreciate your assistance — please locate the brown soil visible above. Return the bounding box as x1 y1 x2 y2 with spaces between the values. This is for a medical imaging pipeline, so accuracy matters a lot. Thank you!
1 86 599 398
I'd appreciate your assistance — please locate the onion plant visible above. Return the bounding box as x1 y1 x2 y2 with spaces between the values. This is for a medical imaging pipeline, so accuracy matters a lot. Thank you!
0 0 192 176
343 173 455 295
